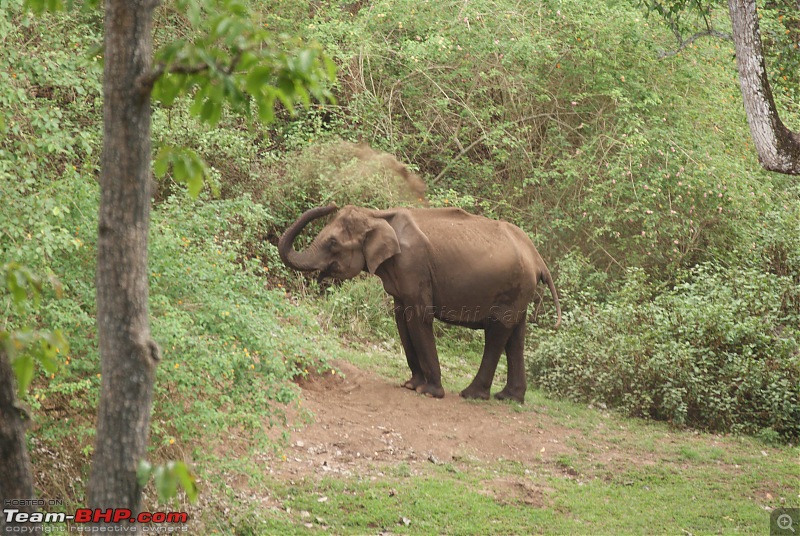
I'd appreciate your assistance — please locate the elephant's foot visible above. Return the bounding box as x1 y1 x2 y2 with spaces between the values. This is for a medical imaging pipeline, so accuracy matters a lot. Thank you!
459 384 491 400
402 375 426 391
494 387 525 403
415 383 445 398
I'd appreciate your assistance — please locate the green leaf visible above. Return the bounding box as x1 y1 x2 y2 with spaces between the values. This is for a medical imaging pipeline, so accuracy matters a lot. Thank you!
246 65 274 97
11 354 35 397
296 49 314 75
138 460 198 505
167 149 208 198
154 146 173 178
294 83 311 109
153 74 186 108
172 153 189 184
213 15 234 39
5 265 39 308
154 464 178 504
7 270 26 306
255 91 276 124
199 85 223 127
37 331 66 373
323 55 338 83
156 40 185 65
275 76 297 115
170 461 199 503
184 0 202 26
237 50 259 72
190 84 210 118
24 0 46 13
137 459 153 487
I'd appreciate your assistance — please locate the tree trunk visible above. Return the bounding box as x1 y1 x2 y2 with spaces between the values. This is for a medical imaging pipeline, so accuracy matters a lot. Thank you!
728 0 800 175
88 0 161 515
0 350 39 533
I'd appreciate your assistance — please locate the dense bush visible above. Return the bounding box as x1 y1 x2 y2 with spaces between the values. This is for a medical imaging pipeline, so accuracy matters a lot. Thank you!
292 0 786 279
529 260 800 441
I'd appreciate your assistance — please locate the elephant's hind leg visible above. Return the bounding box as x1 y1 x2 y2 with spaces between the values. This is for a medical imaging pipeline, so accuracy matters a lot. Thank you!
460 322 513 400
495 321 527 403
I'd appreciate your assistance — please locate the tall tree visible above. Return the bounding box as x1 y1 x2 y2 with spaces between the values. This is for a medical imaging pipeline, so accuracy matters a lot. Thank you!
88 0 161 511
89 0 334 513
727 0 800 175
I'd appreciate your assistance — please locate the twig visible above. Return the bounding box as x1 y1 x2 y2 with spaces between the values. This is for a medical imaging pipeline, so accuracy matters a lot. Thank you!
138 49 243 94
581 228 625 271
657 29 732 59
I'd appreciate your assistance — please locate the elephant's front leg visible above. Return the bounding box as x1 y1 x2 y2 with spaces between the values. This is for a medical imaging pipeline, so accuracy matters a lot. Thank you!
402 305 444 398
393 298 425 391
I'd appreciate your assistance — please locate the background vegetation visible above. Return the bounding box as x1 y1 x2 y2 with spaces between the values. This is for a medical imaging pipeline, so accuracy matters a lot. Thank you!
1 0 798 528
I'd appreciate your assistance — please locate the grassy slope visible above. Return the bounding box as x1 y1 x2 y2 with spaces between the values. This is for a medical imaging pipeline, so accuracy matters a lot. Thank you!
231 349 799 535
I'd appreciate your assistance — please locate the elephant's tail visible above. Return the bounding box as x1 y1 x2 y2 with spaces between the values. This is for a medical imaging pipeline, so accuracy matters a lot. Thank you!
540 268 562 329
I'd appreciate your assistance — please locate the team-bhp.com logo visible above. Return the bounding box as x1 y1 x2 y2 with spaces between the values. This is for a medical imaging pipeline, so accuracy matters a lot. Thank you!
4 505 189 533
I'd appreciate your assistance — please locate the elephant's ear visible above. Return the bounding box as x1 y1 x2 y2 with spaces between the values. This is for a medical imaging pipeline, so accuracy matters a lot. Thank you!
364 219 401 274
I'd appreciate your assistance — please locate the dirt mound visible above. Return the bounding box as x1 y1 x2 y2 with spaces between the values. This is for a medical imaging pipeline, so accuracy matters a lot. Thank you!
276 361 575 480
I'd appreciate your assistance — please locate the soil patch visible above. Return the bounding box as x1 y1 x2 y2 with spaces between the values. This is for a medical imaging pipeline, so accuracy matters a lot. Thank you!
272 360 576 481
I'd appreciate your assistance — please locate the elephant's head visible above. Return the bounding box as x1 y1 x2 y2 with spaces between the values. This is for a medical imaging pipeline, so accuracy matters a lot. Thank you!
278 205 401 280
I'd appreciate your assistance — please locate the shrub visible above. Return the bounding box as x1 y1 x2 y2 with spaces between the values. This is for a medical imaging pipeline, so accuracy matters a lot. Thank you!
529 264 800 441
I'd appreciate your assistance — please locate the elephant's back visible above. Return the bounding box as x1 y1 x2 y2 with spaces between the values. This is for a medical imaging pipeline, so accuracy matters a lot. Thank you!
409 208 537 260
411 210 539 307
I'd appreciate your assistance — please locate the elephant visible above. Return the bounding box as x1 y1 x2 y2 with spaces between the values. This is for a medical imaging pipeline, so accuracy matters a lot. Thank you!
278 204 561 403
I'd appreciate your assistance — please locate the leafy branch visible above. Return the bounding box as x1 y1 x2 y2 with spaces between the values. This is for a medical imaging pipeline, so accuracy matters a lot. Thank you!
1 263 68 396
143 0 336 196
137 460 198 506
23 0 337 199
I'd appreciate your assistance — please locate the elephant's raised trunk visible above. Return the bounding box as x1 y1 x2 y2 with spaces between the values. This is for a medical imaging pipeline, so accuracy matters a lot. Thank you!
278 204 338 271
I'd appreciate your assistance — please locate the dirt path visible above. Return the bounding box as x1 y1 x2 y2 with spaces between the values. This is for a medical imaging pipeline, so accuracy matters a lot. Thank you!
221 359 793 533
274 360 580 482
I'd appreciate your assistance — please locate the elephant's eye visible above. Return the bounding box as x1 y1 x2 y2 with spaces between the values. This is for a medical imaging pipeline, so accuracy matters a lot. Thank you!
327 237 338 249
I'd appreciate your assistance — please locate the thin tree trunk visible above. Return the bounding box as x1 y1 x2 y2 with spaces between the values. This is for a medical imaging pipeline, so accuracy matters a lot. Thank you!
0 349 39 533
88 0 161 514
728 0 800 175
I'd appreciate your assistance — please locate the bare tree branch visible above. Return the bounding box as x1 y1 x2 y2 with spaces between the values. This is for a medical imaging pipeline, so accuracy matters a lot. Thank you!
657 29 732 59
